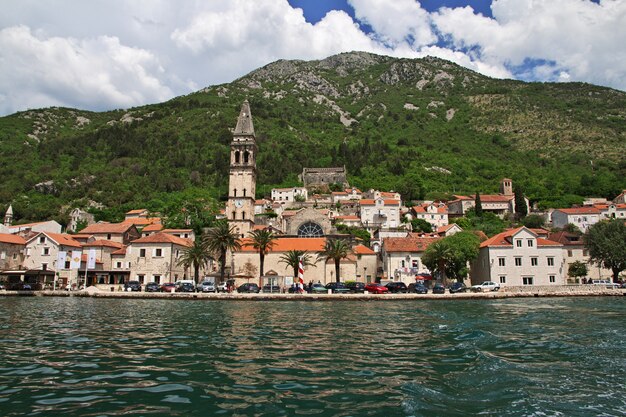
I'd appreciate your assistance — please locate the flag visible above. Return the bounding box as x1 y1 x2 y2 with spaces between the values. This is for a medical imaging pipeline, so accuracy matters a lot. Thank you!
87 249 96 269
298 257 304 285
70 251 82 269
57 251 67 270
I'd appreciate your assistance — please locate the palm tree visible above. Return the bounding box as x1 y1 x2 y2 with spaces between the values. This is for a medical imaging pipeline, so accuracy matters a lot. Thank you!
422 240 453 283
317 238 352 283
203 221 241 284
177 236 212 284
279 250 318 281
248 229 277 282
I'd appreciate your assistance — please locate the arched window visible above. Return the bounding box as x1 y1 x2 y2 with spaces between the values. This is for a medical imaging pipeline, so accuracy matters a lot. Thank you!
297 222 324 237
242 212 246 220
244 151 250 163
232 211 236 220
233 188 237 197
235 151 240 164
243 188 247 197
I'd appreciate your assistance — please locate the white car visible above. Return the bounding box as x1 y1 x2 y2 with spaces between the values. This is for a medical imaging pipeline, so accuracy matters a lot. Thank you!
217 282 228 292
590 280 620 289
471 281 500 292
197 281 216 292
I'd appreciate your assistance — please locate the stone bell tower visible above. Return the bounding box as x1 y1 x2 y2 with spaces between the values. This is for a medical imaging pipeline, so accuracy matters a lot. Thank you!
4 204 13 227
226 100 257 238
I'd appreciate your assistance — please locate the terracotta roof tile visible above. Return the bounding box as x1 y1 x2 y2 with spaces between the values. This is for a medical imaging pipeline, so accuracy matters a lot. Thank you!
131 232 192 247
36 232 82 248
141 223 164 232
383 236 440 253
0 233 26 245
82 240 124 249
81 222 137 234
555 207 601 215
353 245 375 255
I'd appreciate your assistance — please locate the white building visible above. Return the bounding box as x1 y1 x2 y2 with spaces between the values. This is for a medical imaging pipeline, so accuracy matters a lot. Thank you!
359 198 402 230
126 232 192 285
471 227 564 287
551 207 602 233
410 202 449 229
381 235 440 283
271 187 308 204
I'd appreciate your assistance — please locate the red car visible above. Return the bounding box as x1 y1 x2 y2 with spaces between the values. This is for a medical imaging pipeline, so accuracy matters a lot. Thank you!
364 283 389 294
160 282 176 293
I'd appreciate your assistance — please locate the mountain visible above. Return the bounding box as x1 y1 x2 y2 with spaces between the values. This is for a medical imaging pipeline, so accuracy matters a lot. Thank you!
1 51 625 225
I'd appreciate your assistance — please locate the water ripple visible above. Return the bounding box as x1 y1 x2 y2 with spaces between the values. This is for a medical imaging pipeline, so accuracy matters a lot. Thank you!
0 297 624 416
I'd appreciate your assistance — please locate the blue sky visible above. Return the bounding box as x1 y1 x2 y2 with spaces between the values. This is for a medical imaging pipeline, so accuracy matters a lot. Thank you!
0 0 622 115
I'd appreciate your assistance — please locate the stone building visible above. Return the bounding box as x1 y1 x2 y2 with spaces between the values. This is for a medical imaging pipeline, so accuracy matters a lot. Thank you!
301 167 348 190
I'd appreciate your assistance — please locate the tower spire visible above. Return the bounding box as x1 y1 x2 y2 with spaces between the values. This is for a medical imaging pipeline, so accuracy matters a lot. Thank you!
4 204 13 227
233 100 255 136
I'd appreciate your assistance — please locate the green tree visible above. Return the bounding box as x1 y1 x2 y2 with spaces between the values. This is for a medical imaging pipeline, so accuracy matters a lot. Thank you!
514 186 528 219
410 218 433 233
422 232 480 283
317 238 352 282
335 223 371 246
203 221 241 284
177 236 213 284
521 214 545 229
475 193 483 217
568 260 588 282
278 250 318 280
583 220 626 282
248 229 277 280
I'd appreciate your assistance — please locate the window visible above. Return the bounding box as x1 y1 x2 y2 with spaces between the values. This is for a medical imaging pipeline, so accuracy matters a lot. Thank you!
42 247 50 256
412 260 418 268
516 239 523 247
401 260 406 268
531 257 538 266
107 234 112 240
154 275 161 284
42 263 48 270
549 275 556 283
527 239 534 247
523 277 534 285
116 262 122 268
243 189 247 197
232 211 236 220
499 276 506 284
567 250 573 257
233 188 237 197
154 248 163 257
515 257 522 266
137 275 145 284
139 249 146 257
65 261 70 269
39 236 45 244
547 257 554 266
242 212 246 220
13 253 17 260
498 258 506 267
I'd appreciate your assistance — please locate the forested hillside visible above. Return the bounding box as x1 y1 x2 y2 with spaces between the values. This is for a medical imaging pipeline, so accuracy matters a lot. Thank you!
1 51 625 225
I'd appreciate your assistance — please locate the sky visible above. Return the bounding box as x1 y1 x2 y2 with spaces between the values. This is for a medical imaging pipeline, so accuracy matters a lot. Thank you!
0 0 623 116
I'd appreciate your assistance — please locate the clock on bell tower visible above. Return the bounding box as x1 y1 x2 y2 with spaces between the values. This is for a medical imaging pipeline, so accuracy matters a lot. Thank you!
226 100 257 238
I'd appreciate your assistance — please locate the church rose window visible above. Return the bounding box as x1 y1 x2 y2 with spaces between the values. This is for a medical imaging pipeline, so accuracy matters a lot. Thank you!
298 222 324 237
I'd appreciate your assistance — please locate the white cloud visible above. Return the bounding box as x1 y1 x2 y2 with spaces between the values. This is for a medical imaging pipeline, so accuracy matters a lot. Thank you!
0 25 172 114
432 0 626 89
0 0 624 115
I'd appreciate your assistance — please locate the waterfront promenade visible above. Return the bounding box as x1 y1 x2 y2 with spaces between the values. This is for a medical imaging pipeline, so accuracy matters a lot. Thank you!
1 285 623 300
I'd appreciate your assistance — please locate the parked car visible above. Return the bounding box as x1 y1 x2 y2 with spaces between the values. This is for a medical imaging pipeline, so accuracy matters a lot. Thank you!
471 281 500 292
432 283 446 294
197 281 216 293
364 283 389 294
448 282 467 293
591 279 620 288
0 283 5 290
325 282 351 294
416 273 432 281
145 282 160 292
160 282 176 292
262 284 281 293
217 282 229 292
346 282 366 293
385 282 408 293
177 282 195 292
408 282 428 294
124 280 142 292
238 283 260 293
288 285 305 293
310 283 327 294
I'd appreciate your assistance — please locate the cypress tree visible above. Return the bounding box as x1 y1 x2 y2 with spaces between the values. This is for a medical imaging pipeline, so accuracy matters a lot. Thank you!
475 192 483 217
514 186 528 219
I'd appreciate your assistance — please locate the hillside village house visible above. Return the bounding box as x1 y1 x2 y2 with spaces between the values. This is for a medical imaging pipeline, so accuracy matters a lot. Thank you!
359 198 402 231
80 222 140 245
409 202 449 229
448 179 529 218
471 227 564 287
125 232 192 285
271 187 308 204
548 231 613 282
67 208 95 233
551 207 601 233
0 233 26 271
381 235 441 283
230 237 377 287
23 232 83 288
331 187 363 204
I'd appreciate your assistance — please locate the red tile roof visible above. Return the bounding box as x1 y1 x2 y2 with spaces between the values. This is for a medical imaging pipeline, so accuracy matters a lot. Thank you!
383 236 440 253
82 240 124 249
239 237 327 253
131 232 192 247
126 209 147 215
335 215 360 221
38 232 82 248
353 245 375 255
555 207 601 215
360 199 401 206
141 223 164 232
122 217 161 226
0 233 26 245
111 246 127 256
480 227 562 248
81 222 137 234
